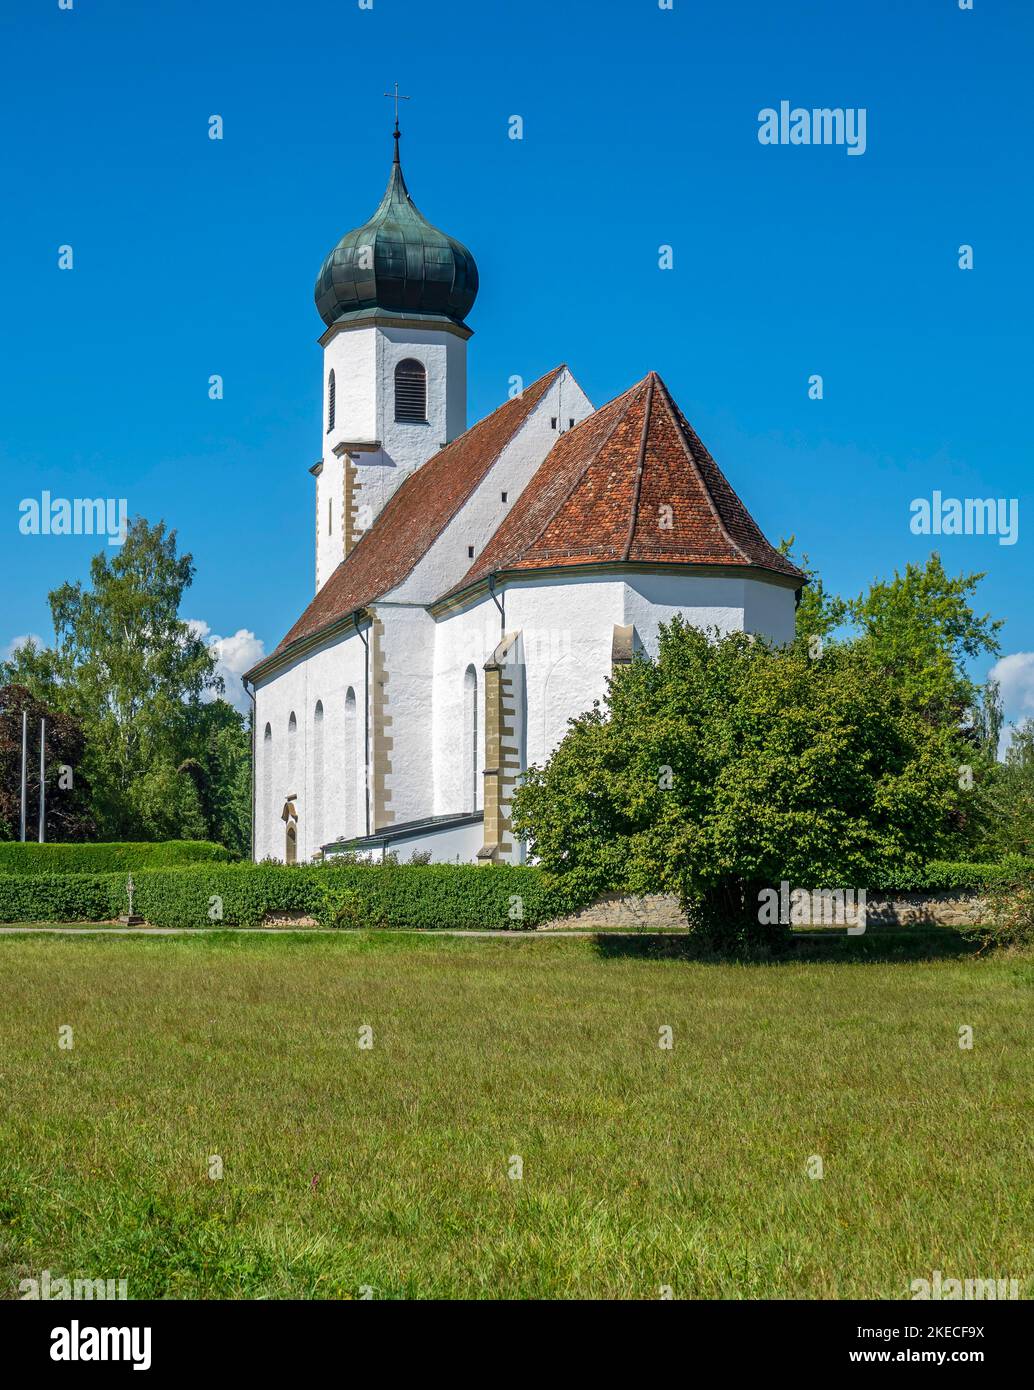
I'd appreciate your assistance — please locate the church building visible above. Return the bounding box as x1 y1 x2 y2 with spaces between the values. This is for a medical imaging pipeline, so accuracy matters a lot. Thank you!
244 126 804 865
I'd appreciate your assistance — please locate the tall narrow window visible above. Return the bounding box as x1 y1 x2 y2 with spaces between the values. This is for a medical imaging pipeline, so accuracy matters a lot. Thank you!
463 665 478 814
313 700 324 852
287 711 297 790
327 370 336 432
344 687 357 838
394 358 427 422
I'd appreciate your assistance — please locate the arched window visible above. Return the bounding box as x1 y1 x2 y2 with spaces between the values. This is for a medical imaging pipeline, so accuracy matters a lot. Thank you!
312 701 324 852
344 688 358 837
463 665 478 813
327 370 336 432
262 723 272 858
394 358 427 423
287 711 297 790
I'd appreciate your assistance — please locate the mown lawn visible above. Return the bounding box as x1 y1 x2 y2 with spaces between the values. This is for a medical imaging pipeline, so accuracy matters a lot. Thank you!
0 931 1030 1299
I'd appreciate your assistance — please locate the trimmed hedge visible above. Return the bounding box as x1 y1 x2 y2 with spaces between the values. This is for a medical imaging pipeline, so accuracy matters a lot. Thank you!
0 841 235 875
0 872 116 924
0 862 577 930
869 858 1034 894
3 857 1027 929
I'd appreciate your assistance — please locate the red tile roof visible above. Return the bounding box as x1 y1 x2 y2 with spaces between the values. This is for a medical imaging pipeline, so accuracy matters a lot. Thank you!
268 365 565 659
447 371 804 595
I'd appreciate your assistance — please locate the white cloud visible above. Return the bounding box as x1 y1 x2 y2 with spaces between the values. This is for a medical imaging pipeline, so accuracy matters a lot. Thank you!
188 620 265 712
989 651 1034 755
2 634 45 663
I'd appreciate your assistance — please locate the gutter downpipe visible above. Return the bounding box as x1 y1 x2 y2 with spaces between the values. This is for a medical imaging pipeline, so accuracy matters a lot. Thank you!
488 573 504 633
354 610 372 838
241 675 256 861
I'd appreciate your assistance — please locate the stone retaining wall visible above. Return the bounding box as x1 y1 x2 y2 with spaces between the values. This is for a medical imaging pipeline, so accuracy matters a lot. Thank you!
540 891 986 932
262 911 318 927
866 893 985 927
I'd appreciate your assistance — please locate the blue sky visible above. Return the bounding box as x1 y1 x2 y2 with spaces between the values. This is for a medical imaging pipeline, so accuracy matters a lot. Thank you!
2 0 1032 725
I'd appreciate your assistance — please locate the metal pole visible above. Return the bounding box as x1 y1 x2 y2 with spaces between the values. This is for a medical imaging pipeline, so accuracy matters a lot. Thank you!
20 710 27 842
242 676 256 862
38 717 46 843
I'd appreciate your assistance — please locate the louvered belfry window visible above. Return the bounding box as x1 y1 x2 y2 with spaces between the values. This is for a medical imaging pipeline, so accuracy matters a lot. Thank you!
327 370 336 431
395 358 427 422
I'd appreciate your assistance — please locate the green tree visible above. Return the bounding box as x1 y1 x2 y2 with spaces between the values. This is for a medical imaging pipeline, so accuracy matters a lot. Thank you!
846 554 1001 723
978 719 1034 859
179 699 253 857
512 619 968 952
1 519 248 845
0 684 96 841
779 536 847 649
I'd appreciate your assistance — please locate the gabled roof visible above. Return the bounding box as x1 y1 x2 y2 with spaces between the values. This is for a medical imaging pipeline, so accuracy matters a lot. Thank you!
446 371 804 597
266 365 565 662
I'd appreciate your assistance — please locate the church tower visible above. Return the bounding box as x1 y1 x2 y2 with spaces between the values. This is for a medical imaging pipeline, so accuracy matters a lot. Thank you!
310 121 479 591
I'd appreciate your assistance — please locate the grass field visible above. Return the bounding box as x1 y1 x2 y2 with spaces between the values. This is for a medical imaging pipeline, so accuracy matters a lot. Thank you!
1 931 1031 1300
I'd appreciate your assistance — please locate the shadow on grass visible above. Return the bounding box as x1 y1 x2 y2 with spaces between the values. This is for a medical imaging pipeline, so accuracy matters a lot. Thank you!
590 928 982 965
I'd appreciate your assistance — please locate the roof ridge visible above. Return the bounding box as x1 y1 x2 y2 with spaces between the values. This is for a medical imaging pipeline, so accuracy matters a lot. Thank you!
621 373 656 561
335 362 566 586
372 363 565 582
651 373 753 567
511 375 651 567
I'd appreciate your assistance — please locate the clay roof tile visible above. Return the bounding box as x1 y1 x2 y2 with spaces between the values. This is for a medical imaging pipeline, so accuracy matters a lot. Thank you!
447 371 804 594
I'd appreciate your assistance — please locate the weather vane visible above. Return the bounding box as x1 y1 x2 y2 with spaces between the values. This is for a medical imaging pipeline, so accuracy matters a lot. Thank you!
384 82 410 135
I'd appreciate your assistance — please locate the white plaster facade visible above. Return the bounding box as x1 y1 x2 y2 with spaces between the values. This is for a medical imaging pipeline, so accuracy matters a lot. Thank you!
252 559 798 866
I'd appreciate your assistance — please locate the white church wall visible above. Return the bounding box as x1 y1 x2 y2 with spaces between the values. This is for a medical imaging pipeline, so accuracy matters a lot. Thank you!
376 325 466 456
428 568 798 863
391 368 594 606
253 629 368 863
435 577 624 799
323 327 378 452
503 577 624 772
314 453 345 592
431 603 500 816
620 570 797 651
743 575 798 644
621 572 750 655
374 604 437 828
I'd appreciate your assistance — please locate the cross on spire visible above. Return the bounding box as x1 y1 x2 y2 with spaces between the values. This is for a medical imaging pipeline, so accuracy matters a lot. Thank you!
384 82 410 136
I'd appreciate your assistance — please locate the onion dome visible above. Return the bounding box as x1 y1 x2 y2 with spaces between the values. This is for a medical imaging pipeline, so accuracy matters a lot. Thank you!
314 129 479 328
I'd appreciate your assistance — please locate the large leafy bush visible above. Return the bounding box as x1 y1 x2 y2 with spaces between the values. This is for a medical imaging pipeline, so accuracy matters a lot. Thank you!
512 620 970 951
965 866 1034 953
